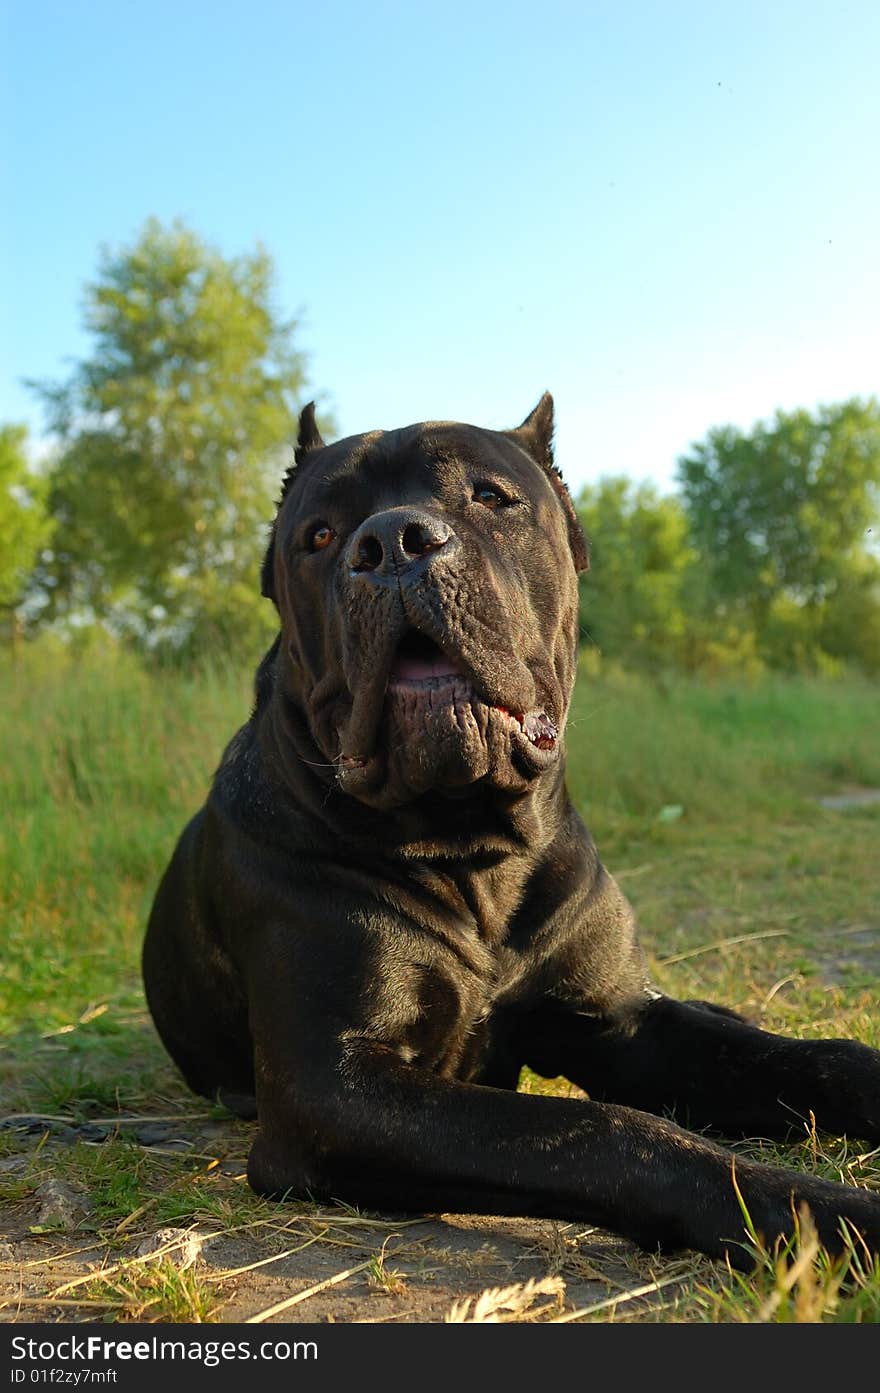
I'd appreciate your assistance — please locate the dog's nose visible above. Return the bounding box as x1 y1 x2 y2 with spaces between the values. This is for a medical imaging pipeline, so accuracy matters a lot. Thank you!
346 509 456 576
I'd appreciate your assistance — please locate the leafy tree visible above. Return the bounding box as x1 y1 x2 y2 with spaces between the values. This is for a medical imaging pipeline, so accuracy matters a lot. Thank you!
677 401 880 670
0 425 48 639
32 219 318 656
577 479 696 671
818 565 880 675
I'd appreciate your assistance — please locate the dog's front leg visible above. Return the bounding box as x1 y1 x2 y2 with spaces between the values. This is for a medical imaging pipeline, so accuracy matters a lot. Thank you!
242 928 880 1269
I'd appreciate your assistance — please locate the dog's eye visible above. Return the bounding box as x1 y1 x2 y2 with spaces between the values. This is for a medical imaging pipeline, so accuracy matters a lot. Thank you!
309 524 336 551
473 485 505 509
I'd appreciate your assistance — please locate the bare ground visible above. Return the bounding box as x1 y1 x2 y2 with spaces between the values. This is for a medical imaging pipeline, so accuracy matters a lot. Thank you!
0 1115 680 1325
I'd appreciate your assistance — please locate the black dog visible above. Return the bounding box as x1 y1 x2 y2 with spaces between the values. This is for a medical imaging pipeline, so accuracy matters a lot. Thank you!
143 395 880 1268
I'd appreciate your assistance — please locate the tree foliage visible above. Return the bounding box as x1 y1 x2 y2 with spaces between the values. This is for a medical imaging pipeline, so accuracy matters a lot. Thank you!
577 479 695 670
0 425 48 624
33 219 315 656
677 400 880 659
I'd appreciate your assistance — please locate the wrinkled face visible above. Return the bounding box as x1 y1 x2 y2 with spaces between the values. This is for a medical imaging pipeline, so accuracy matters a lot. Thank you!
268 419 583 809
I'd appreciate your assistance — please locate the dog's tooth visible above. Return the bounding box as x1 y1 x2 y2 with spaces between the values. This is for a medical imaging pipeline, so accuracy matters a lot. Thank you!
523 711 558 749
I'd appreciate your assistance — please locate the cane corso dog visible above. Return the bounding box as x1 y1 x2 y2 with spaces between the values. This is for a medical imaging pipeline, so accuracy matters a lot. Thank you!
143 395 880 1269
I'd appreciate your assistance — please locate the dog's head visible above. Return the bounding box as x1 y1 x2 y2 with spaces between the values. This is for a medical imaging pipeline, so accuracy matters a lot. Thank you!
261 394 588 809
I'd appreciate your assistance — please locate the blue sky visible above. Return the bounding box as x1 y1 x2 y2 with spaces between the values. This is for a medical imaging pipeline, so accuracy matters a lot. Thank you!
3 0 879 494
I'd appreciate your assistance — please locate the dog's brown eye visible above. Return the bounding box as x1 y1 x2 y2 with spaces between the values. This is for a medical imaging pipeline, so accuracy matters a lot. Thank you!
310 524 335 551
473 486 504 509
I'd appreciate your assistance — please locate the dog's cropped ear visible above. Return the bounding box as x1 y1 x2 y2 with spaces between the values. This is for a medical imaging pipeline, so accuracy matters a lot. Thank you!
261 402 328 602
294 401 326 466
280 401 326 500
507 393 590 573
512 392 555 471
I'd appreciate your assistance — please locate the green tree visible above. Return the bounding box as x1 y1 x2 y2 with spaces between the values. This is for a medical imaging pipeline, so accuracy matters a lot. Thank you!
0 425 48 640
817 565 880 675
32 218 317 656
677 400 880 670
577 478 696 671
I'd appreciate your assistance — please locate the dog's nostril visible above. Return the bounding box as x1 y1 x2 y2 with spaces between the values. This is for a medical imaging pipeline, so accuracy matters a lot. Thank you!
350 515 452 573
353 535 384 572
402 522 447 558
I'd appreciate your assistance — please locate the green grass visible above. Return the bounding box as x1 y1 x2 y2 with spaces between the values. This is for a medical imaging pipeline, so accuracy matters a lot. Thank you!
1 644 253 1034
1 646 879 1322
567 663 880 839
78 1259 223 1323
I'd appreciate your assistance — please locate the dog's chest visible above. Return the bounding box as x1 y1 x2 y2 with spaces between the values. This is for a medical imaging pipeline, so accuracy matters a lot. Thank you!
377 869 535 1083
388 952 525 1085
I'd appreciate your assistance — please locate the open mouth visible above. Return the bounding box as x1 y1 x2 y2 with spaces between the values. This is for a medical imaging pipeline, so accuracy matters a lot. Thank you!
384 629 558 753
337 628 561 789
387 630 466 687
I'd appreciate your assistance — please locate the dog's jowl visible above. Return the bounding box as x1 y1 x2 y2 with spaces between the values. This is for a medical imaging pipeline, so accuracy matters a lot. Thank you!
143 395 880 1268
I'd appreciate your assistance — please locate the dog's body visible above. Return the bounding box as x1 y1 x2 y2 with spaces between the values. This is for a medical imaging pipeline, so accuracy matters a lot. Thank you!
143 396 880 1267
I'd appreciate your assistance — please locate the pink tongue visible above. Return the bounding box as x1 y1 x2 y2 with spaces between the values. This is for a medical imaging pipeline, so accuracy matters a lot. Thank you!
391 653 461 681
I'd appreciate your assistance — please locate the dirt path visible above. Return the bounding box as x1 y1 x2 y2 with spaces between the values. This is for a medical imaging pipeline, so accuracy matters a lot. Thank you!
0 1203 652 1325
0 1118 671 1325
